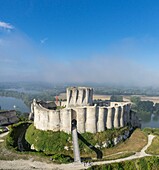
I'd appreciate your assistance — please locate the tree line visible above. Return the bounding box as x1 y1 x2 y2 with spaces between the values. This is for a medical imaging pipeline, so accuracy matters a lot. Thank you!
130 96 159 121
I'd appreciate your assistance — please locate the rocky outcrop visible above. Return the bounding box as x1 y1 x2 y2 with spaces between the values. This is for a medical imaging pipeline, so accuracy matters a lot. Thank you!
0 110 18 125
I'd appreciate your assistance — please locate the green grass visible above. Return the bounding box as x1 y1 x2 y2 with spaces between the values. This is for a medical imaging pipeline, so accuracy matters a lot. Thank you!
98 129 147 159
88 156 159 170
25 125 147 160
143 128 159 136
3 122 73 163
25 124 72 155
146 136 159 155
25 124 130 157
143 128 159 155
3 122 148 164
101 151 135 161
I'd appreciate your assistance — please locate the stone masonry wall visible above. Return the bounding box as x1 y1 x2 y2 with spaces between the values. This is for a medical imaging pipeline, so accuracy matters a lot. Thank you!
33 101 139 134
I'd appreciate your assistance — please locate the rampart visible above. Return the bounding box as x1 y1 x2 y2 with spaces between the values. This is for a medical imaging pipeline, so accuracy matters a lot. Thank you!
31 87 141 134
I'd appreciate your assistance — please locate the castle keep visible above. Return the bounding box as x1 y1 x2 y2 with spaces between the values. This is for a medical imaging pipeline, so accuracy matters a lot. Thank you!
30 87 140 134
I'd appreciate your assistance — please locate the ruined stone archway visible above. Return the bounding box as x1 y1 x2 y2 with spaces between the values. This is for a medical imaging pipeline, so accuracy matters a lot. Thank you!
71 110 77 130
71 119 77 130
72 110 77 120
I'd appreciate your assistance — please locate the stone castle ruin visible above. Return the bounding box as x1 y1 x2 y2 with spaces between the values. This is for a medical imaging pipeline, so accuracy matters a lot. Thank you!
30 87 141 134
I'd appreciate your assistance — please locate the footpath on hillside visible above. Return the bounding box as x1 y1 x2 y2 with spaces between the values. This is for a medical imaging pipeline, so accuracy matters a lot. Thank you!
0 132 156 170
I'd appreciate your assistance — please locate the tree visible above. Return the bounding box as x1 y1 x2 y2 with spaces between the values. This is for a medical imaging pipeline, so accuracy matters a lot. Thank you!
154 103 159 114
110 95 123 102
137 101 154 113
130 96 141 104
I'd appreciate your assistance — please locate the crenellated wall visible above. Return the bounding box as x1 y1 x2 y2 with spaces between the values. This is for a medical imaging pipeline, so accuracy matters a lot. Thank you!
32 87 141 134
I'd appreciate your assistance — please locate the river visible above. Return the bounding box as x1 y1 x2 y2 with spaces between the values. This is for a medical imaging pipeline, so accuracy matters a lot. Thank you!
0 96 30 113
0 96 158 128
141 114 159 129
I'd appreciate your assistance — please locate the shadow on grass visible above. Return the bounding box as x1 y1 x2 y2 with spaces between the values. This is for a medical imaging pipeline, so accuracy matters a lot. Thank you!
77 132 103 159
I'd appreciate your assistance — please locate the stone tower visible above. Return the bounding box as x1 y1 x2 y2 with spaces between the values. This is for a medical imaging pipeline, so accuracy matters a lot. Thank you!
66 87 93 107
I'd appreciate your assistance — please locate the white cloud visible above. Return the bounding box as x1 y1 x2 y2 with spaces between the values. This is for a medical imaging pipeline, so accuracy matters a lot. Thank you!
0 21 14 30
1 32 159 87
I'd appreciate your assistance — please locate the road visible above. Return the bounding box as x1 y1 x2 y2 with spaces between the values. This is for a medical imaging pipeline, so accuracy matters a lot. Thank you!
0 133 156 170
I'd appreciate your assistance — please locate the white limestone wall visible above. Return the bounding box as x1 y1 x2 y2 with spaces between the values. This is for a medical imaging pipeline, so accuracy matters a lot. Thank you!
60 109 72 133
114 106 121 128
48 110 60 131
33 99 139 134
66 88 71 106
36 106 49 131
77 88 84 105
120 105 125 127
106 107 115 129
86 105 97 133
67 87 93 107
34 105 43 130
85 88 93 105
97 107 107 132
76 107 86 133
34 103 61 131
62 101 67 107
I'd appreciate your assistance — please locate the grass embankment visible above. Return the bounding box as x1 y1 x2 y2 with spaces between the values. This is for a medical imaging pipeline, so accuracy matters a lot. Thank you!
26 125 131 158
143 128 159 136
5 122 73 163
143 128 159 155
2 122 148 163
26 124 73 155
0 123 50 162
100 128 147 160
25 124 147 160
89 156 159 170
78 127 130 158
146 136 159 155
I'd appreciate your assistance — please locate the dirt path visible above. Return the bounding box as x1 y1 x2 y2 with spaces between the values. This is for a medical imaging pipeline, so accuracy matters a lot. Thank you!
0 134 155 170
0 131 9 143
0 131 9 138
93 134 155 167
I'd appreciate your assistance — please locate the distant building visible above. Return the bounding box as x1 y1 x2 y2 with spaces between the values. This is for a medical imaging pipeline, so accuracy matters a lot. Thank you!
29 87 141 134
0 110 19 126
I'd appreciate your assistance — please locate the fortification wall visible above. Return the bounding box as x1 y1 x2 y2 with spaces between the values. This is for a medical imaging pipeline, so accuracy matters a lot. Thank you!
60 109 72 133
32 87 140 134
97 107 107 132
106 107 115 129
114 106 121 128
76 107 86 133
34 103 60 131
85 105 97 133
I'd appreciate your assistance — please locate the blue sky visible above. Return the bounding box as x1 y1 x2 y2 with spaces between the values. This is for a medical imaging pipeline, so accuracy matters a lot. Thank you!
0 0 159 86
